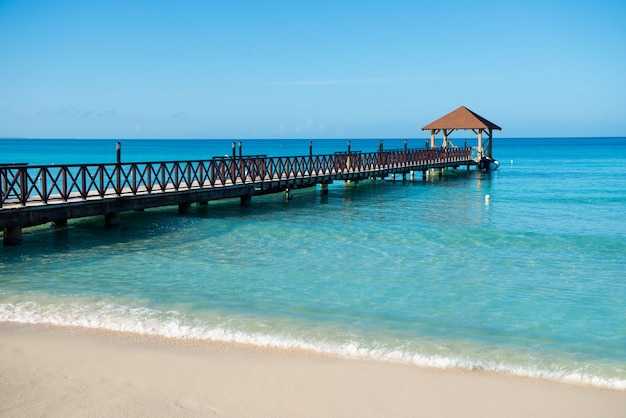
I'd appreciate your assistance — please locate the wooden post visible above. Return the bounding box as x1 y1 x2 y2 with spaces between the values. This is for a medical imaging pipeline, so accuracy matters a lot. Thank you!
240 195 252 206
309 141 313 175
115 142 121 195
231 142 237 183
178 202 191 214
116 142 121 164
3 226 23 246
104 212 120 229
404 139 408 166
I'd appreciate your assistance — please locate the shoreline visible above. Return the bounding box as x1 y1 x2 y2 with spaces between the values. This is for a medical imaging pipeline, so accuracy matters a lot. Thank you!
1 322 625 417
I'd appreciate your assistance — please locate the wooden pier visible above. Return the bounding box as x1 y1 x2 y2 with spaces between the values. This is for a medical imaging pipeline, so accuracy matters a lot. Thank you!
1 143 477 245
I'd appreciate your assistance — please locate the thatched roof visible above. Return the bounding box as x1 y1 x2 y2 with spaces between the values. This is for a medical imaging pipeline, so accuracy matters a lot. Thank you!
422 106 501 131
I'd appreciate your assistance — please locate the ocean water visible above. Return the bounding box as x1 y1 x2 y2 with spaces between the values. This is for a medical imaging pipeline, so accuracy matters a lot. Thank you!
1 137 625 390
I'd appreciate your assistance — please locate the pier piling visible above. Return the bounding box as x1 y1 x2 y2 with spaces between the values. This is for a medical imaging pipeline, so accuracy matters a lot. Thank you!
104 212 120 229
3 226 22 246
240 195 252 206
178 202 192 214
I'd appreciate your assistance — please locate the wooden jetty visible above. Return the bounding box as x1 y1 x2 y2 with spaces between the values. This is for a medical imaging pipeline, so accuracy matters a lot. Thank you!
1 143 474 245
1 108 501 246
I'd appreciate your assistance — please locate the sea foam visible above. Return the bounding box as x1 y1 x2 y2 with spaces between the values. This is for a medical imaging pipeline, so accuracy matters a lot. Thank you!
2 300 624 391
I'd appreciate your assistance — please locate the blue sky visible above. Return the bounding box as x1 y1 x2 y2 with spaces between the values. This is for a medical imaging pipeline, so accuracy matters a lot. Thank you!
1 0 624 139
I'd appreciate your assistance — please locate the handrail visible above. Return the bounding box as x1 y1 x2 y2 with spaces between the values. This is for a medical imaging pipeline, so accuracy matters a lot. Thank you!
1 147 473 208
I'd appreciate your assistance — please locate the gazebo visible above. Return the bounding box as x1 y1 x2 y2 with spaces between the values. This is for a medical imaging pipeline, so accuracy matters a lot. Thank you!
422 106 501 166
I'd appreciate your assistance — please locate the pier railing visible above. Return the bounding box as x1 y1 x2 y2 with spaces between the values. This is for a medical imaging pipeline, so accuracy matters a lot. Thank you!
1 147 472 209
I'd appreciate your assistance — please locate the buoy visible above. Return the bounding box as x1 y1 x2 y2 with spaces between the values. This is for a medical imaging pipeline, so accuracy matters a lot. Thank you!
485 194 491 202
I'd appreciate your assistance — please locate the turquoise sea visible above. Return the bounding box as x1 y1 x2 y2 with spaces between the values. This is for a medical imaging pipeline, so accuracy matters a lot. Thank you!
1 137 625 390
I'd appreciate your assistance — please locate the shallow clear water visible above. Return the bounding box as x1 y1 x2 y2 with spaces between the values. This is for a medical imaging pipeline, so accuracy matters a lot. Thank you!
2 137 625 389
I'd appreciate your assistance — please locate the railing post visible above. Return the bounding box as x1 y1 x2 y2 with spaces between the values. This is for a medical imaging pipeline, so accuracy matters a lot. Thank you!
347 141 351 172
308 141 313 175
99 166 104 197
174 163 180 190
81 166 87 199
41 169 48 203
132 164 138 193
61 167 68 201
116 165 121 195
19 167 27 206
0 166 4 208
231 142 237 183
116 142 122 164
116 142 122 196
238 142 245 183
146 163 152 191
404 139 408 166
161 163 166 191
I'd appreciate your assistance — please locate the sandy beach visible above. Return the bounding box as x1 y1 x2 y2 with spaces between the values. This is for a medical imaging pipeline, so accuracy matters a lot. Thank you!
1 322 624 417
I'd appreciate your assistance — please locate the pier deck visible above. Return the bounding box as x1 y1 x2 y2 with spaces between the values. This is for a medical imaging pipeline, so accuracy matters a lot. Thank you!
1 145 476 245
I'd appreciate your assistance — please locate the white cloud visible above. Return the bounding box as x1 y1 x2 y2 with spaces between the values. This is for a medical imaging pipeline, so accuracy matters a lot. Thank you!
295 118 325 133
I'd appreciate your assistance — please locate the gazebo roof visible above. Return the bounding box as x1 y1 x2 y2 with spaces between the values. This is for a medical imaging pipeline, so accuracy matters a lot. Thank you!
422 106 501 131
